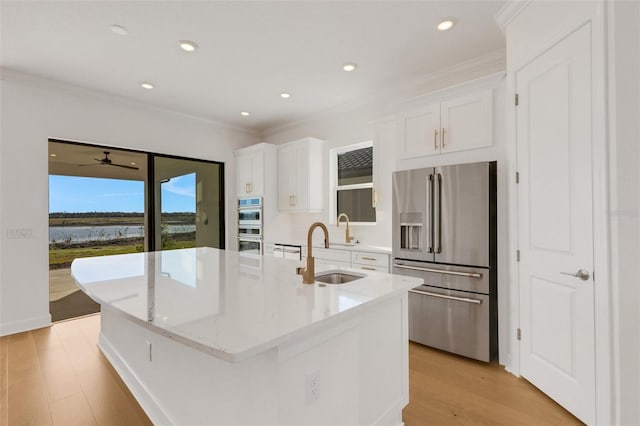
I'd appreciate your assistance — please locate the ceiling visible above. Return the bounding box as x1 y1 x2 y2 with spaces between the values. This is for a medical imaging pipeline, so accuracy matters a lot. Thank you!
49 141 147 180
2 1 506 133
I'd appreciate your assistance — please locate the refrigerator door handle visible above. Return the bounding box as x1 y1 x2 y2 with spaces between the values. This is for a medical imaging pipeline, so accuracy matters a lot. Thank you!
394 263 483 278
409 289 482 304
435 173 442 253
427 174 434 253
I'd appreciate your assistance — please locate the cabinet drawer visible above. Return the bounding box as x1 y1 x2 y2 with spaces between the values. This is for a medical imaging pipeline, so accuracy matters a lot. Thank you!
314 247 351 263
351 251 389 268
316 258 351 268
351 263 387 272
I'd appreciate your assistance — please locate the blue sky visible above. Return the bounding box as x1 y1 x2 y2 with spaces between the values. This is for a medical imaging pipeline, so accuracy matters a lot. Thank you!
49 174 196 213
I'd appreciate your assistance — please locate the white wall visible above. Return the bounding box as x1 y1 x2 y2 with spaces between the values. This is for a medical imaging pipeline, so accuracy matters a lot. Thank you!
0 71 259 336
261 59 511 365
608 1 640 424
262 53 505 245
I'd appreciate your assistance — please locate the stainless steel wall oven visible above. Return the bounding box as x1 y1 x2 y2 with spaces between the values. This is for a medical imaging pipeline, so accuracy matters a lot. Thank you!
238 197 263 255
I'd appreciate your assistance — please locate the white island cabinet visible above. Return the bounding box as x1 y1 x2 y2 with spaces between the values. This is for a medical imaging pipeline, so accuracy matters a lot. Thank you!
71 247 422 425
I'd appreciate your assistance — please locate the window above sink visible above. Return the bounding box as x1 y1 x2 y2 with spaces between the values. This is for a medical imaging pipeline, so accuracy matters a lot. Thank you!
330 141 376 224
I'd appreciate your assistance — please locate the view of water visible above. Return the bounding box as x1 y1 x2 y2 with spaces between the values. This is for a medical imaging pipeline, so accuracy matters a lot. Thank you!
49 224 196 244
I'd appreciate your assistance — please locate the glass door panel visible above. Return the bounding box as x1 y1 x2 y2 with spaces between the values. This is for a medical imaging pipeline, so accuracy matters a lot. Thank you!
153 156 223 251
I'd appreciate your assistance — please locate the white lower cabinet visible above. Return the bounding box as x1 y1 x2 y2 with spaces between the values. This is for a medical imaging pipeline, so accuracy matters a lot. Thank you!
313 247 390 272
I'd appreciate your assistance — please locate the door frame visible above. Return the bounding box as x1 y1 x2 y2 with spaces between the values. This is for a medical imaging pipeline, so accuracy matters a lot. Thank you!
505 2 612 424
48 138 226 252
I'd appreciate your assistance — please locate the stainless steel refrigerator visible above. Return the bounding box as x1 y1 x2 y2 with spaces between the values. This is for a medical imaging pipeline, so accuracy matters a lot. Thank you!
392 161 497 362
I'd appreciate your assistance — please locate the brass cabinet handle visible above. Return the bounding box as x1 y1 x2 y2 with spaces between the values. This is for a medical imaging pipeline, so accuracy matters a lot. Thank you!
245 183 249 193
371 188 377 208
361 266 377 271
442 128 446 148
361 256 376 261
434 129 439 150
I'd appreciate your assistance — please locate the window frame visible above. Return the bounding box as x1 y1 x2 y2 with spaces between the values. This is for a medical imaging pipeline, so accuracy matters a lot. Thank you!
329 140 376 226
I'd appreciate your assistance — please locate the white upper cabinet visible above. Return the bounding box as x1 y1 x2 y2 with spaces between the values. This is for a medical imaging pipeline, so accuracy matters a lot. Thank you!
234 143 275 197
278 137 324 212
397 104 441 158
397 90 492 158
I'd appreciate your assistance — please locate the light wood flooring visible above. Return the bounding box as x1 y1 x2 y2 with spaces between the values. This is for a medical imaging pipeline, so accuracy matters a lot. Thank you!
403 342 582 425
0 315 582 425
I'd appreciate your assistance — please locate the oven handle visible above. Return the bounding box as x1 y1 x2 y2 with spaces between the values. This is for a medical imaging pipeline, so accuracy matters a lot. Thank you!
238 237 262 242
393 263 482 278
409 289 482 304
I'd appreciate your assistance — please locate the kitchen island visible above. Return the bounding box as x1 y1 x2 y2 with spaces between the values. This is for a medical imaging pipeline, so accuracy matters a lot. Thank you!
71 247 422 425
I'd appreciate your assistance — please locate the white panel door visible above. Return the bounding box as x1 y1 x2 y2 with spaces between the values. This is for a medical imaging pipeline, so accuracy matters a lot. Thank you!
516 24 594 424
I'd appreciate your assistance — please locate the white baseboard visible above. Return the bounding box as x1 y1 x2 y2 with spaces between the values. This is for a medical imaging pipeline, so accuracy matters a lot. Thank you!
0 314 51 336
373 397 408 426
98 332 174 426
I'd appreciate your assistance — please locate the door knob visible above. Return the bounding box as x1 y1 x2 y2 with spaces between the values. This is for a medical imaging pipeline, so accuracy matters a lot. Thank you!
560 269 590 281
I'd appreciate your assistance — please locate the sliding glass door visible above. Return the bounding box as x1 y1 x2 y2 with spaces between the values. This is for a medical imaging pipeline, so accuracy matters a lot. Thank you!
152 155 224 251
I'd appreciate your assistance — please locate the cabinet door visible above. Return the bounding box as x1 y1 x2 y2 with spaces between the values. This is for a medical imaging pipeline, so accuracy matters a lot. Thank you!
397 104 440 158
278 145 295 210
236 154 253 196
292 143 310 210
440 91 492 154
249 151 264 195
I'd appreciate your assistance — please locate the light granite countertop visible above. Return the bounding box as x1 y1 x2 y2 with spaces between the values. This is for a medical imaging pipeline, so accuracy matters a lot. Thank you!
71 247 420 362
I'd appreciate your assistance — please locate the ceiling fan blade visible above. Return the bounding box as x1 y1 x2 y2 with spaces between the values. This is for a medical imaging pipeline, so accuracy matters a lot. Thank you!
110 163 140 170
77 163 106 167
94 158 103 162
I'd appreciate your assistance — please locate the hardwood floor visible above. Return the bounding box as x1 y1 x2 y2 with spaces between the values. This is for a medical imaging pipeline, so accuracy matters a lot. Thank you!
0 315 150 426
0 315 582 425
403 342 583 425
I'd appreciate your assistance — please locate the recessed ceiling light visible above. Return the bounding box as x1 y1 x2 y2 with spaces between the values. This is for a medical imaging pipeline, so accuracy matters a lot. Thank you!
342 63 357 72
280 93 291 99
140 82 155 90
179 40 198 52
111 24 128 36
130 162 137 166
436 18 456 31
241 111 250 116
50 153 57 157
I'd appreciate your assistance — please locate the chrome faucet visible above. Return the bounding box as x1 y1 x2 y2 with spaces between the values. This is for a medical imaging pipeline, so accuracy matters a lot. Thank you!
337 213 354 244
296 222 329 284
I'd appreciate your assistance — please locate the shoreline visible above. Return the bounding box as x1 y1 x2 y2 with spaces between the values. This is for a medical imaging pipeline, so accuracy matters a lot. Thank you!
49 231 196 270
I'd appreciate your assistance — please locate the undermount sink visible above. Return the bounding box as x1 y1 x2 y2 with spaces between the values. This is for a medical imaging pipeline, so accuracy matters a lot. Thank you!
314 270 365 284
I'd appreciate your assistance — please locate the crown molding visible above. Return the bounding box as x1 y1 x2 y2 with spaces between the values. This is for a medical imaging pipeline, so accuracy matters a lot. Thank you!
494 0 532 33
0 67 261 138
262 49 506 138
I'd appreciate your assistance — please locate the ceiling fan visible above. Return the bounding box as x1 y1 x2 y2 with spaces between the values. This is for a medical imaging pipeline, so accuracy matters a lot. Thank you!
78 151 139 170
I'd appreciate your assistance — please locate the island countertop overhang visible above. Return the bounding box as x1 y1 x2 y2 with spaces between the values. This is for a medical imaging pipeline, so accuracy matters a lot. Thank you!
71 247 423 362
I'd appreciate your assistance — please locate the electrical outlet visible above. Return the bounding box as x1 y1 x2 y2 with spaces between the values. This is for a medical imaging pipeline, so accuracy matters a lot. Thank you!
305 370 320 405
